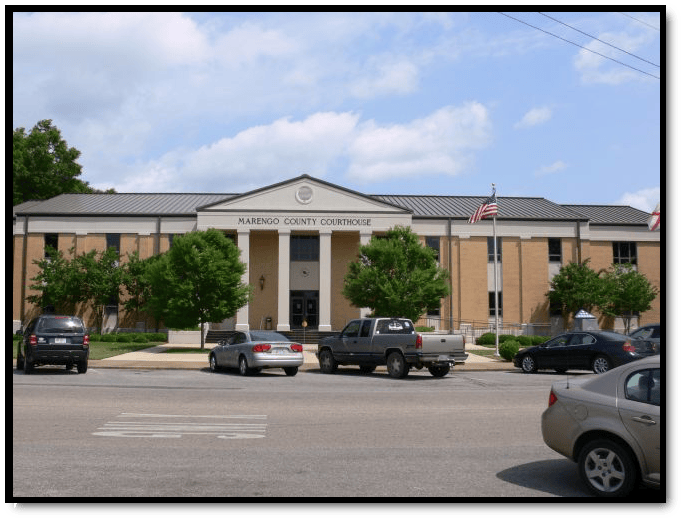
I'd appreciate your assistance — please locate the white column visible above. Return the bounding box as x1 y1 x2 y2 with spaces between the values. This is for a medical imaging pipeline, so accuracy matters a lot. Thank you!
277 229 291 331
318 231 332 332
235 230 250 331
359 232 372 319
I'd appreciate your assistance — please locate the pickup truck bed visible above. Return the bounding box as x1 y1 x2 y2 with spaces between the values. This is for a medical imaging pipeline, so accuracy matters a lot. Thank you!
317 317 467 378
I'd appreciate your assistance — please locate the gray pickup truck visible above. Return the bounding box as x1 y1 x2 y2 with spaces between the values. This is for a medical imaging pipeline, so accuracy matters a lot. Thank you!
317 317 467 378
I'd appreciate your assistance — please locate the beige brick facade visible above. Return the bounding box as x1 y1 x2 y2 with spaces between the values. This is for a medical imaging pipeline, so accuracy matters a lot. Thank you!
12 178 660 335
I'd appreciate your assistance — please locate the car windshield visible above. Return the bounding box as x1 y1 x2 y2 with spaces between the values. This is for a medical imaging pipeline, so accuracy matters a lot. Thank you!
38 317 84 333
249 331 289 342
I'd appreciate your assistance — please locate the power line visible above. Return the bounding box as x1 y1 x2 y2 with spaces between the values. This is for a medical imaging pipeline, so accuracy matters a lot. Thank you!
538 12 659 68
618 11 660 31
497 12 660 80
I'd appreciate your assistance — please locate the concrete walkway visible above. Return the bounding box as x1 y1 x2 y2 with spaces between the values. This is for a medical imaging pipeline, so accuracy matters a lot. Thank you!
87 343 513 371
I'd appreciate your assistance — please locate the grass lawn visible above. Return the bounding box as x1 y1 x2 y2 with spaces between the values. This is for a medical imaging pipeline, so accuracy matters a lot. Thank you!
163 348 212 355
11 340 165 360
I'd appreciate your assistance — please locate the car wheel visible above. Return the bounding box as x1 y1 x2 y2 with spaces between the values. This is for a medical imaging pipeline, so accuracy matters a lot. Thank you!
318 349 338 374
77 359 88 374
521 354 537 373
238 356 250 376
284 366 298 376
578 439 638 498
592 355 612 374
23 355 34 375
359 364 376 374
387 352 409 379
428 365 450 378
209 353 219 372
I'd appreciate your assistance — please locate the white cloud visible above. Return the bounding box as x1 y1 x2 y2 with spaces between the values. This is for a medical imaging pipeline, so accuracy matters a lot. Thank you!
347 102 492 183
573 31 656 85
514 107 552 129
535 160 568 177
108 103 493 192
616 187 660 212
349 58 420 99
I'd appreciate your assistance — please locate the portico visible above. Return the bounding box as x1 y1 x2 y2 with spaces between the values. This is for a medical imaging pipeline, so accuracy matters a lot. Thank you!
195 175 411 332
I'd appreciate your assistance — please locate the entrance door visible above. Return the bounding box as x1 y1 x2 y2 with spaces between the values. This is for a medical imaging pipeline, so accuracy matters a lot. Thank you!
291 291 319 328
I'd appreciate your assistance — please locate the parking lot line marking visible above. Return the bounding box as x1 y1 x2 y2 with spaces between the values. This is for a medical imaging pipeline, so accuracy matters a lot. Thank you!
93 413 268 439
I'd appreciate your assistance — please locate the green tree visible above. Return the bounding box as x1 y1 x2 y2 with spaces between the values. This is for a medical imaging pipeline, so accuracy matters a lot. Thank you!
599 263 658 332
27 246 78 313
121 251 157 331
342 226 450 323
13 119 116 206
547 259 606 321
71 247 124 334
144 229 251 349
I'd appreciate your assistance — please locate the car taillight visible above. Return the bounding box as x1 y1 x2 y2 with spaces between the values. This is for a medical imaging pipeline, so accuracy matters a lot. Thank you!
29 334 37 347
252 344 271 352
622 341 635 353
548 390 558 407
416 334 423 349
291 344 303 352
83 334 90 346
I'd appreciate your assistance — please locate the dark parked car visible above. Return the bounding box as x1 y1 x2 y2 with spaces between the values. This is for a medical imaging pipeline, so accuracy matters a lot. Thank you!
16 314 90 374
513 330 654 374
630 323 660 354
542 355 660 497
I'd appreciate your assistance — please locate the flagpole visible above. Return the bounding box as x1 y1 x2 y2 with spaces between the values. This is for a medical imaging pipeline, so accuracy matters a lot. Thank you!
492 183 499 357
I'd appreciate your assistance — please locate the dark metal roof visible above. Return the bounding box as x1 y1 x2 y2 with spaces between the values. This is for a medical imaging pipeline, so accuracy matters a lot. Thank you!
372 195 588 221
561 205 650 225
12 190 648 226
13 193 237 216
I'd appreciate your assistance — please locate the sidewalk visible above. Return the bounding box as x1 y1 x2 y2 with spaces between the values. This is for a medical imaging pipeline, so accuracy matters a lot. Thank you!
86 343 513 371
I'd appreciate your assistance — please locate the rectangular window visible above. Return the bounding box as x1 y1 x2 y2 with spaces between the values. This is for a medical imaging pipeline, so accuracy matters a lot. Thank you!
548 238 562 263
426 236 440 263
613 242 637 265
291 235 319 261
489 291 502 317
44 233 58 259
487 237 502 263
106 233 120 255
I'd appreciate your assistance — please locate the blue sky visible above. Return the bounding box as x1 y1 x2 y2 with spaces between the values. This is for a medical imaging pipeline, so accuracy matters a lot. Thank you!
12 10 662 211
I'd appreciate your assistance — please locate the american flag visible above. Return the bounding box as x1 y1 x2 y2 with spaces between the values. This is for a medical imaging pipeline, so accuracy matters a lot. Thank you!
468 191 498 224
648 203 660 231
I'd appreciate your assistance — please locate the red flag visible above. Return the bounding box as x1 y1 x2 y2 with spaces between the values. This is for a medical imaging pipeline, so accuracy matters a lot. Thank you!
648 203 660 231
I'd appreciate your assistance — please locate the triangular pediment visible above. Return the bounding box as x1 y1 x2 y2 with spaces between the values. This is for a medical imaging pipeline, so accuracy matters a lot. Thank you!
198 175 411 214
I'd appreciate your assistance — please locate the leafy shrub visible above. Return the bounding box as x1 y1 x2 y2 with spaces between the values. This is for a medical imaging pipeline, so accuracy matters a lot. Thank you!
147 332 167 342
116 333 133 343
100 333 117 342
415 326 435 332
131 334 148 343
499 340 521 361
476 332 496 345
516 335 533 346
89 333 102 342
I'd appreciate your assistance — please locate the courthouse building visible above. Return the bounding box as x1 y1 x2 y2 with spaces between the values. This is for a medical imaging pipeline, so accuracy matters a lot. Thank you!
12 174 660 336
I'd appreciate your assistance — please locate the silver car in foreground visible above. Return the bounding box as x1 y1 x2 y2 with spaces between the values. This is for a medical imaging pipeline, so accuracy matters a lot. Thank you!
541 355 660 497
209 330 304 376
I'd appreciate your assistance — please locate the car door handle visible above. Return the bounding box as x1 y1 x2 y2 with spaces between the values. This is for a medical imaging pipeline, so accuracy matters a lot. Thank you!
631 415 657 425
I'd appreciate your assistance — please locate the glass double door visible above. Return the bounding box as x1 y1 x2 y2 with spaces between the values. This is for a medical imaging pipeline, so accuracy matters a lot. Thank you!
291 291 319 328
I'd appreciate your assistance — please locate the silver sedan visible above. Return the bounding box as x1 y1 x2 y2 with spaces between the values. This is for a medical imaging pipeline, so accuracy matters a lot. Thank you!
541 355 660 497
209 330 304 376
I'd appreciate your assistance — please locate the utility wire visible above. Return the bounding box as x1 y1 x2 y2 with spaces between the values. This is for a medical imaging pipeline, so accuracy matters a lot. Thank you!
539 12 659 68
498 12 660 80
618 11 660 31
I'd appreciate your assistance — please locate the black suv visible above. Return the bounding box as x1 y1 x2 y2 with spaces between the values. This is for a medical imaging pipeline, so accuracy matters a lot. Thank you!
17 314 90 374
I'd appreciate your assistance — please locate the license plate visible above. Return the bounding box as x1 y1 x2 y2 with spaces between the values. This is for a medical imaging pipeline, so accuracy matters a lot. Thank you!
54 338 67 344
272 348 287 354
